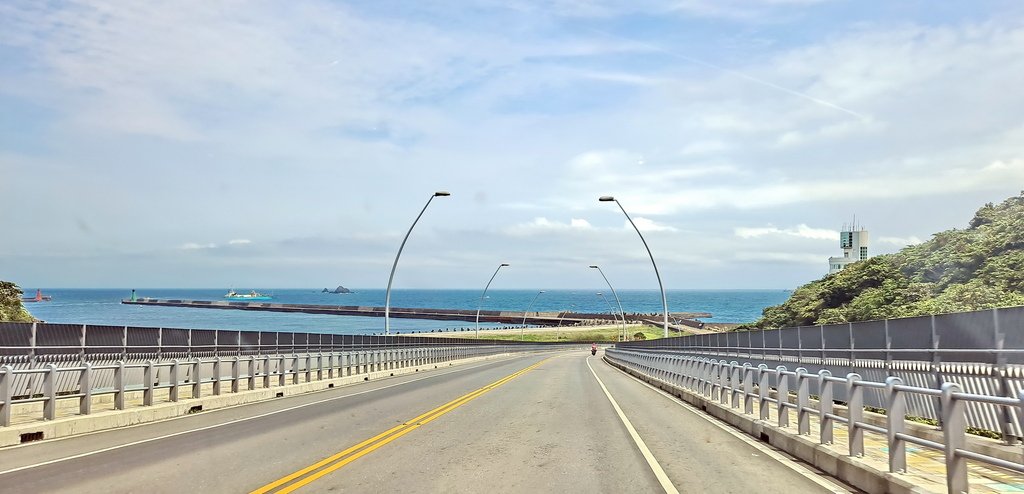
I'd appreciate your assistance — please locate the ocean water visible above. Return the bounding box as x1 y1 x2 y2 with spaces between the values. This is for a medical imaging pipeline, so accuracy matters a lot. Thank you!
20 288 790 335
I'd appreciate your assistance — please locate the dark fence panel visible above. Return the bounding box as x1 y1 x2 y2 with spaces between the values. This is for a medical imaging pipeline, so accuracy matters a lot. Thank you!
35 324 81 355
0 323 33 356
618 306 1024 366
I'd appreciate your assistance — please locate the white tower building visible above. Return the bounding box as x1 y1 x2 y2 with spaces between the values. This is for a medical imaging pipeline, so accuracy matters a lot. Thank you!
828 222 869 274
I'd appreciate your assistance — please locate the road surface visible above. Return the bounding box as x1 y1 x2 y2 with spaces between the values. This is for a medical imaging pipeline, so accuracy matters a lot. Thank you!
0 351 852 493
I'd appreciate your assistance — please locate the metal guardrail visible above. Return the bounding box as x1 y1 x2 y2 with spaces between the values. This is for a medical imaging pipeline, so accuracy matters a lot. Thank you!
606 348 1024 493
618 306 1024 440
0 343 552 427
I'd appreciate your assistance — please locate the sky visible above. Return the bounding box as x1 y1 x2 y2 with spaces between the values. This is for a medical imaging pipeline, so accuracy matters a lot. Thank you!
2 0 1024 290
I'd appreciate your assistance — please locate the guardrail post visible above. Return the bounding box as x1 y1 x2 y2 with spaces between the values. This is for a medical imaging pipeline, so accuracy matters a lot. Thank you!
846 373 863 456
818 370 833 444
719 363 730 404
114 361 126 410
702 360 712 396
263 356 271 389
885 376 907 473
743 364 753 414
0 365 13 426
305 354 312 382
247 357 256 390
43 364 57 420
777 366 789 428
730 361 742 409
212 357 222 396
757 364 770 420
278 356 286 387
940 382 967 493
292 355 300 384
795 368 810 435
79 362 93 415
327 353 335 379
317 353 324 381
143 360 155 406
192 358 202 399
231 357 240 393
170 359 180 402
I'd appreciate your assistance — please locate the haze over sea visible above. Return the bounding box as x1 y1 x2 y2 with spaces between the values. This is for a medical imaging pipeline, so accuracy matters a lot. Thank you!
21 289 789 335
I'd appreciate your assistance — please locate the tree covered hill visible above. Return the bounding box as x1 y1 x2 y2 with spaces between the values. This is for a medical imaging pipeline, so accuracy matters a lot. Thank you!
750 193 1024 329
1 281 34 322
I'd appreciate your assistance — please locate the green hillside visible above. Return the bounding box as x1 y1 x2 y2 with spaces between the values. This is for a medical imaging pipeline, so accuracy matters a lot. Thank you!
0 281 34 322
750 193 1024 329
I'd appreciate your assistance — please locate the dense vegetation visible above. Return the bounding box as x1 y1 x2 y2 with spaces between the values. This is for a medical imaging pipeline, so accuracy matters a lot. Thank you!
0 281 34 322
750 193 1024 329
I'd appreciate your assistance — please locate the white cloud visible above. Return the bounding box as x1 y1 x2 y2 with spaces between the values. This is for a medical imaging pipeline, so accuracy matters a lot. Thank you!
504 216 597 236
733 251 826 264
630 217 677 232
228 239 252 245
180 242 217 250
878 236 923 247
735 224 837 240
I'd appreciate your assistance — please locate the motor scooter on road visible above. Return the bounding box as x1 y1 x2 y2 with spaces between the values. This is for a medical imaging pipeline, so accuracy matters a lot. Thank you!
591 343 597 356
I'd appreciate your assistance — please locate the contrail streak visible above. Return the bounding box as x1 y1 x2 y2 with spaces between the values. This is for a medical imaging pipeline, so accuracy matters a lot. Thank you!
591 29 868 120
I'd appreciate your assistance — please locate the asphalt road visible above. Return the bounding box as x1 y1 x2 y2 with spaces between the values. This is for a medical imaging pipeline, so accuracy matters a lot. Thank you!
0 351 852 493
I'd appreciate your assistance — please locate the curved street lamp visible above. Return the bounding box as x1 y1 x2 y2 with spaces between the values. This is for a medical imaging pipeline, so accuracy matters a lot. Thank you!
476 263 510 337
591 264 627 341
384 191 450 335
557 303 576 327
593 291 622 342
521 290 545 341
599 195 669 338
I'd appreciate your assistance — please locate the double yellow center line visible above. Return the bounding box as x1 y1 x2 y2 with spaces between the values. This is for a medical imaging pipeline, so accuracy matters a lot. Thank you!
251 358 548 494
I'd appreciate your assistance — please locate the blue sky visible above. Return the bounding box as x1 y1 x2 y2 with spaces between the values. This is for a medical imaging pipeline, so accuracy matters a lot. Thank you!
2 0 1024 289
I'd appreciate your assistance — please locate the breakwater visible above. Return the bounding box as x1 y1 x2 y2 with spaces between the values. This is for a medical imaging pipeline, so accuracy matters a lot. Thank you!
121 298 710 328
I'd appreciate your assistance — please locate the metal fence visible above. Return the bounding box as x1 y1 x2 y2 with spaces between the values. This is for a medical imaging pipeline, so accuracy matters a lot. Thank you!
617 306 1024 439
0 321 557 426
605 348 1023 493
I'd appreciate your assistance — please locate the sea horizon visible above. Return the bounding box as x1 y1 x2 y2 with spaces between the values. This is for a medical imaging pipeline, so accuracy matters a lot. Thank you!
20 288 792 334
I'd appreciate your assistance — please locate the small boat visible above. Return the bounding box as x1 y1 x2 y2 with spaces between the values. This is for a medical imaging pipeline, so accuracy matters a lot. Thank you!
224 289 273 301
22 289 52 302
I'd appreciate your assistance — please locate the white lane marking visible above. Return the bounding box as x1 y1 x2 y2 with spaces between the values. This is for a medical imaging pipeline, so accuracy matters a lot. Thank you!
0 354 547 476
600 359 853 494
586 356 680 494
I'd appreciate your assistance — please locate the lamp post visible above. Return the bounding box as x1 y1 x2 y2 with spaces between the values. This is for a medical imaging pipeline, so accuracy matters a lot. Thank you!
599 195 669 338
590 265 627 342
596 292 622 339
557 303 576 327
476 263 509 338
521 290 545 341
385 191 450 336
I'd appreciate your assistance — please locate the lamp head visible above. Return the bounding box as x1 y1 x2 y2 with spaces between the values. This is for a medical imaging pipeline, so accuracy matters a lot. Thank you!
539 290 545 293
589 265 598 269
434 191 451 197
598 196 615 202
500 263 510 267
596 292 603 296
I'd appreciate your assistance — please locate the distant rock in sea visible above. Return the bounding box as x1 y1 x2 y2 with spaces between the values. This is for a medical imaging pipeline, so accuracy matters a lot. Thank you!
323 286 352 294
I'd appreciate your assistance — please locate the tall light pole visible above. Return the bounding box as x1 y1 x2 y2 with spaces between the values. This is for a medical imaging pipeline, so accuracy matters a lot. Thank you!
476 263 509 338
599 195 669 338
557 303 576 327
596 292 621 338
521 290 545 341
385 191 450 335
590 265 627 342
